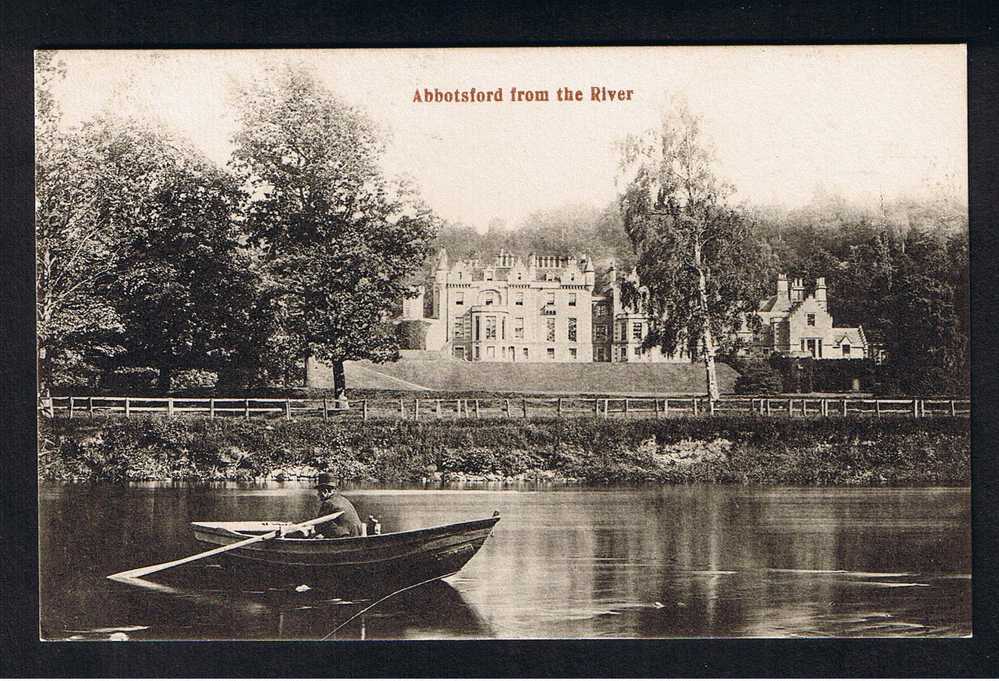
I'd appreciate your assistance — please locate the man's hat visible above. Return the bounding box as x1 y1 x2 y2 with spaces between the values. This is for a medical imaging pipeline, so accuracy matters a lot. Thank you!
315 472 337 489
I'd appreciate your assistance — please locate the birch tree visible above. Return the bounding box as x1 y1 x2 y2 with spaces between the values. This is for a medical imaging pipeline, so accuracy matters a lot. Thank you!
618 101 769 400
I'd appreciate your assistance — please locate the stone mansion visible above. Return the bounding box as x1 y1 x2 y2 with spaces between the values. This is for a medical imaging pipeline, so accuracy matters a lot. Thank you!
402 249 867 363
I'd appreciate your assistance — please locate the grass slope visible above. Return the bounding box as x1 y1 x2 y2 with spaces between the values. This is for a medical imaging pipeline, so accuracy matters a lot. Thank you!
329 358 738 395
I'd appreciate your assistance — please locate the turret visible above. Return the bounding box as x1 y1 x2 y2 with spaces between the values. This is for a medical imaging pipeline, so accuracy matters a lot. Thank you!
815 277 827 310
582 254 595 288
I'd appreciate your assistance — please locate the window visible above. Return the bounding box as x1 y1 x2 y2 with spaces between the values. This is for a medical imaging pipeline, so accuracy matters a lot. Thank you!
568 317 577 342
545 292 555 306
453 321 463 338
569 348 577 360
455 292 464 305
501 318 505 340
474 346 480 360
487 346 495 359
514 317 524 339
484 292 495 305
547 348 555 360
515 292 524 306
807 313 816 326
842 343 851 357
595 304 606 318
594 324 608 342
568 293 577 306
546 318 556 342
485 316 497 340
632 322 643 341
522 347 529 360
474 317 480 340
485 270 493 281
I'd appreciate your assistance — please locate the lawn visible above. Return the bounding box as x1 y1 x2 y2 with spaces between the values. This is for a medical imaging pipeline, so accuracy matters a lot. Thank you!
327 357 738 395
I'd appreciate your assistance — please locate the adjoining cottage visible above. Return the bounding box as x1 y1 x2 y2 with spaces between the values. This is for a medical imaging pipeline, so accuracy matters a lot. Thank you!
737 275 868 360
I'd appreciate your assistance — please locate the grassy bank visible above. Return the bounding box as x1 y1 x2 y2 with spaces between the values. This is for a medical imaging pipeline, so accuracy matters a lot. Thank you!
38 415 970 486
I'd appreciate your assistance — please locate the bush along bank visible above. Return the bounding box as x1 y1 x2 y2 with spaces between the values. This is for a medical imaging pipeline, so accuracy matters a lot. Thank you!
38 415 970 486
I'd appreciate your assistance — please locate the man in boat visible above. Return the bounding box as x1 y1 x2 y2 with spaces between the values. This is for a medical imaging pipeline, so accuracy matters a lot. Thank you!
311 472 364 539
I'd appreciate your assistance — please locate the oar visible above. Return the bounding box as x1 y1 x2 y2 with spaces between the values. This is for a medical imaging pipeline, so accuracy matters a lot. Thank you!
107 510 344 582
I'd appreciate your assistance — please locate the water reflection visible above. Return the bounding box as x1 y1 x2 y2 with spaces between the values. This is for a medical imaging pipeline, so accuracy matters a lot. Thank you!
39 482 970 639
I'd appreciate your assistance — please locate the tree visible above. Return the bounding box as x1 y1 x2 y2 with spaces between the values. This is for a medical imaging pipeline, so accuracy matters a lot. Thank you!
231 67 437 401
103 120 258 391
617 100 770 400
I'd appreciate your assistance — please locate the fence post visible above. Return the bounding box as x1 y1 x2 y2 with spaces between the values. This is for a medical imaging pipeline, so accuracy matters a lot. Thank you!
88 396 94 417
624 399 630 415
363 400 369 421
912 399 919 418
400 398 405 420
323 398 329 421
655 398 661 417
68 397 74 419
244 399 250 419
124 397 131 418
709 399 716 416
415 399 420 420
821 399 827 417
593 398 599 416
210 398 216 419
557 398 563 416
475 399 480 419
603 399 609 417
436 400 441 419
875 400 881 418
664 399 670 417
522 398 528 418
950 400 956 416
766 399 772 417
505 399 511 418
285 399 291 419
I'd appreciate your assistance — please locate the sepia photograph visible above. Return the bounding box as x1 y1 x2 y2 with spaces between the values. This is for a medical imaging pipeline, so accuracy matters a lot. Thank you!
34 45 971 642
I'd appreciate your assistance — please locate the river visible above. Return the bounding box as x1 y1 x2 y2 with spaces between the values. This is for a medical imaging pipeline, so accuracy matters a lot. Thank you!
38 483 970 640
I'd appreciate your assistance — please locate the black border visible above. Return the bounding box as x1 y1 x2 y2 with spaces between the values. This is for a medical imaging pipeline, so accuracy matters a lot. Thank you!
2 0 998 677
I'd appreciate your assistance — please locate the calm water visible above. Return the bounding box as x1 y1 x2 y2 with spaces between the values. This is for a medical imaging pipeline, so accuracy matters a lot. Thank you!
39 483 971 640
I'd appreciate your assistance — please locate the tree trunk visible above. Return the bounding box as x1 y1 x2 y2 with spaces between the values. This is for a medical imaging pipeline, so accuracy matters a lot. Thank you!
157 365 172 393
694 242 720 401
332 360 348 409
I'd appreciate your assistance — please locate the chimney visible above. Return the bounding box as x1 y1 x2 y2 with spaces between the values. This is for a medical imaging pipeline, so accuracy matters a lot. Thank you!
815 277 827 310
791 277 804 302
776 273 789 301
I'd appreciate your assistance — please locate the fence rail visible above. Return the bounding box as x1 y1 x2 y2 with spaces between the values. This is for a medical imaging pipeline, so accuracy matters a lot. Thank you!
38 395 970 421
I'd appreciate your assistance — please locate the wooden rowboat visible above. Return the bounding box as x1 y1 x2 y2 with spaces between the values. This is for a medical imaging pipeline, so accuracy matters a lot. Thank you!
190 513 500 590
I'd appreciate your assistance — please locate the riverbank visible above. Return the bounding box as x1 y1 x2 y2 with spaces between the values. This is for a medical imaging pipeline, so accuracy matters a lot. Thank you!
38 415 970 485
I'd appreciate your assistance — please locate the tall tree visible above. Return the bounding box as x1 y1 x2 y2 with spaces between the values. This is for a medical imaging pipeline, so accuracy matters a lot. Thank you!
618 101 769 399
103 121 258 391
231 67 437 401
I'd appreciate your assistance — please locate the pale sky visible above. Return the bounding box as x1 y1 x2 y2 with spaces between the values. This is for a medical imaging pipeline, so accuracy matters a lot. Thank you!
46 46 967 231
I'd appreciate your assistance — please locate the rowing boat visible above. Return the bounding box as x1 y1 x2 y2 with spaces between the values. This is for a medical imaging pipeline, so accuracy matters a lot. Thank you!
190 513 500 589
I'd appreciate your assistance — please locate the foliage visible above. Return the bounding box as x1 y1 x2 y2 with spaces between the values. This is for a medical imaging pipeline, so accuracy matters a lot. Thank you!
40 415 969 486
616 100 772 399
733 359 784 394
230 66 437 395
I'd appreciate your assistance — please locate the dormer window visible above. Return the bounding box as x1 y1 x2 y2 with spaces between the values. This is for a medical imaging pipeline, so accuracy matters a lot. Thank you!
842 343 851 357
484 292 495 305
455 293 464 305
545 292 555 306
807 313 816 326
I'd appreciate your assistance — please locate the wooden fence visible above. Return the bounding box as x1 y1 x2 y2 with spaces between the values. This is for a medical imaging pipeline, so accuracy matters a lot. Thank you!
39 395 971 421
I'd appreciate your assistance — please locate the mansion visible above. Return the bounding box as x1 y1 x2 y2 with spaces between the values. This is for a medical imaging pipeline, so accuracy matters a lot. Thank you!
402 249 866 363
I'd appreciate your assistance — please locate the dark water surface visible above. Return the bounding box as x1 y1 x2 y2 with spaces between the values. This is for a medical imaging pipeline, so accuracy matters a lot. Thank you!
39 483 970 640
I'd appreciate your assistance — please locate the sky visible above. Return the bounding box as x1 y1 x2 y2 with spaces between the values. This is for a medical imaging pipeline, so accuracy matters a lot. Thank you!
46 46 968 231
